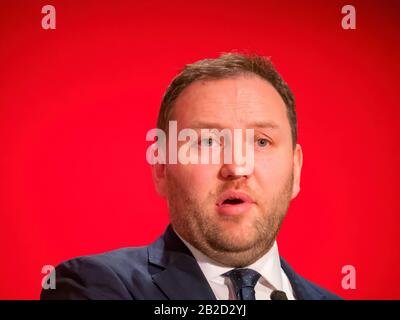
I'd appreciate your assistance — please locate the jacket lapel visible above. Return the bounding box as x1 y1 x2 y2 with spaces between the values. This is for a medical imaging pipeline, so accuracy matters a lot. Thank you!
280 257 327 300
148 225 217 300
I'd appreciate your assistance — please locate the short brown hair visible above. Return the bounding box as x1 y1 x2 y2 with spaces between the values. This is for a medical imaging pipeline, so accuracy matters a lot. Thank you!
157 52 297 148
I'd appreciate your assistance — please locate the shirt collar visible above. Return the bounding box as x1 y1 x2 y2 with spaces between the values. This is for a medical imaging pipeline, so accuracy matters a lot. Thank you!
174 229 284 291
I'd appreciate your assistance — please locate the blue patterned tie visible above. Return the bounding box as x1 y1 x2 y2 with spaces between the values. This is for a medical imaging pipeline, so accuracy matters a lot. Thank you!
224 268 261 300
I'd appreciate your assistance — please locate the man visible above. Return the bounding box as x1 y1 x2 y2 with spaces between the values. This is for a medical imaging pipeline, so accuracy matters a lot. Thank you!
41 53 341 300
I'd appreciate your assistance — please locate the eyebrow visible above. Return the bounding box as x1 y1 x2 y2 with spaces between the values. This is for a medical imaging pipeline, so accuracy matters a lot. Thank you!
189 120 280 130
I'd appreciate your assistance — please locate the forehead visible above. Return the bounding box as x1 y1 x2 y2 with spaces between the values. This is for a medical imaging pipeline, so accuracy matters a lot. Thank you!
172 75 289 129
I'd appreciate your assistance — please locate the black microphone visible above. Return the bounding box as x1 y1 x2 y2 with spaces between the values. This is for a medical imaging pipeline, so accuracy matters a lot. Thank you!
270 290 288 300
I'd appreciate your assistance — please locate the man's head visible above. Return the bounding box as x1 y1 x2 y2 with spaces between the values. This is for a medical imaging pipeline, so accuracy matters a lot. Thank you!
152 53 303 267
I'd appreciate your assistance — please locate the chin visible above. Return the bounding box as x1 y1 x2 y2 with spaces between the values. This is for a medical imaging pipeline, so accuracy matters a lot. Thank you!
208 226 260 251
215 213 258 232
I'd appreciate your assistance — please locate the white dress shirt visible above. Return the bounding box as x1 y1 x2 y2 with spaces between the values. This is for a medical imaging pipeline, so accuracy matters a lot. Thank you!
175 230 296 300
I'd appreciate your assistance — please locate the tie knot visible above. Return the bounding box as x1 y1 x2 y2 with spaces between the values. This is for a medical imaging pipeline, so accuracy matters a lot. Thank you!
224 268 261 299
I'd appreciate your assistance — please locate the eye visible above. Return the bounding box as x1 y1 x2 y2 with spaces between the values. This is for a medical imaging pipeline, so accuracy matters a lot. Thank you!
200 137 216 147
256 138 269 148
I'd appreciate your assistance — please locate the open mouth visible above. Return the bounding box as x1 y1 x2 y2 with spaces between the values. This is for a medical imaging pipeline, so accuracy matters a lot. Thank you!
216 191 254 216
222 198 245 205
217 191 254 207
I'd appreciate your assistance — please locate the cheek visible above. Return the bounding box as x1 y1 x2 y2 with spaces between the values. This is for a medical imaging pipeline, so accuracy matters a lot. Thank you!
254 153 293 187
168 163 218 196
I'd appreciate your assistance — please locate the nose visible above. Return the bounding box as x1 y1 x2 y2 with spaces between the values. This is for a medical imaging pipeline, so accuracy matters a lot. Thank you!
218 128 255 179
220 163 249 180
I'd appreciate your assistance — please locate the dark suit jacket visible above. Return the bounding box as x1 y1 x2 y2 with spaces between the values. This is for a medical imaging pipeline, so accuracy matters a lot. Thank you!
41 225 341 300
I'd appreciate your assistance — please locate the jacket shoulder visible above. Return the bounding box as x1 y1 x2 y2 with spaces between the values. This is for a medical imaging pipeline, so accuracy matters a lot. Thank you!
280 257 343 300
40 246 149 300
297 273 343 300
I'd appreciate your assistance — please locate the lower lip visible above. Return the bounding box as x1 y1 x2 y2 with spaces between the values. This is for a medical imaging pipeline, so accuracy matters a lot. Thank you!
216 202 254 216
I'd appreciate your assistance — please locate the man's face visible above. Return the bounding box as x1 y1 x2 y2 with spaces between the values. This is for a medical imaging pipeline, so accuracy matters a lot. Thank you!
153 75 303 267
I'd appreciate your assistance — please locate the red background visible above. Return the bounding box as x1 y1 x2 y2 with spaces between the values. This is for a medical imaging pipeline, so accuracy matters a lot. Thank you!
0 0 399 300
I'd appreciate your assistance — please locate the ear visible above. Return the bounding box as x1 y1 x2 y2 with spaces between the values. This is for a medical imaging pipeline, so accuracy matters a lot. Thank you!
151 163 167 198
291 144 303 200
